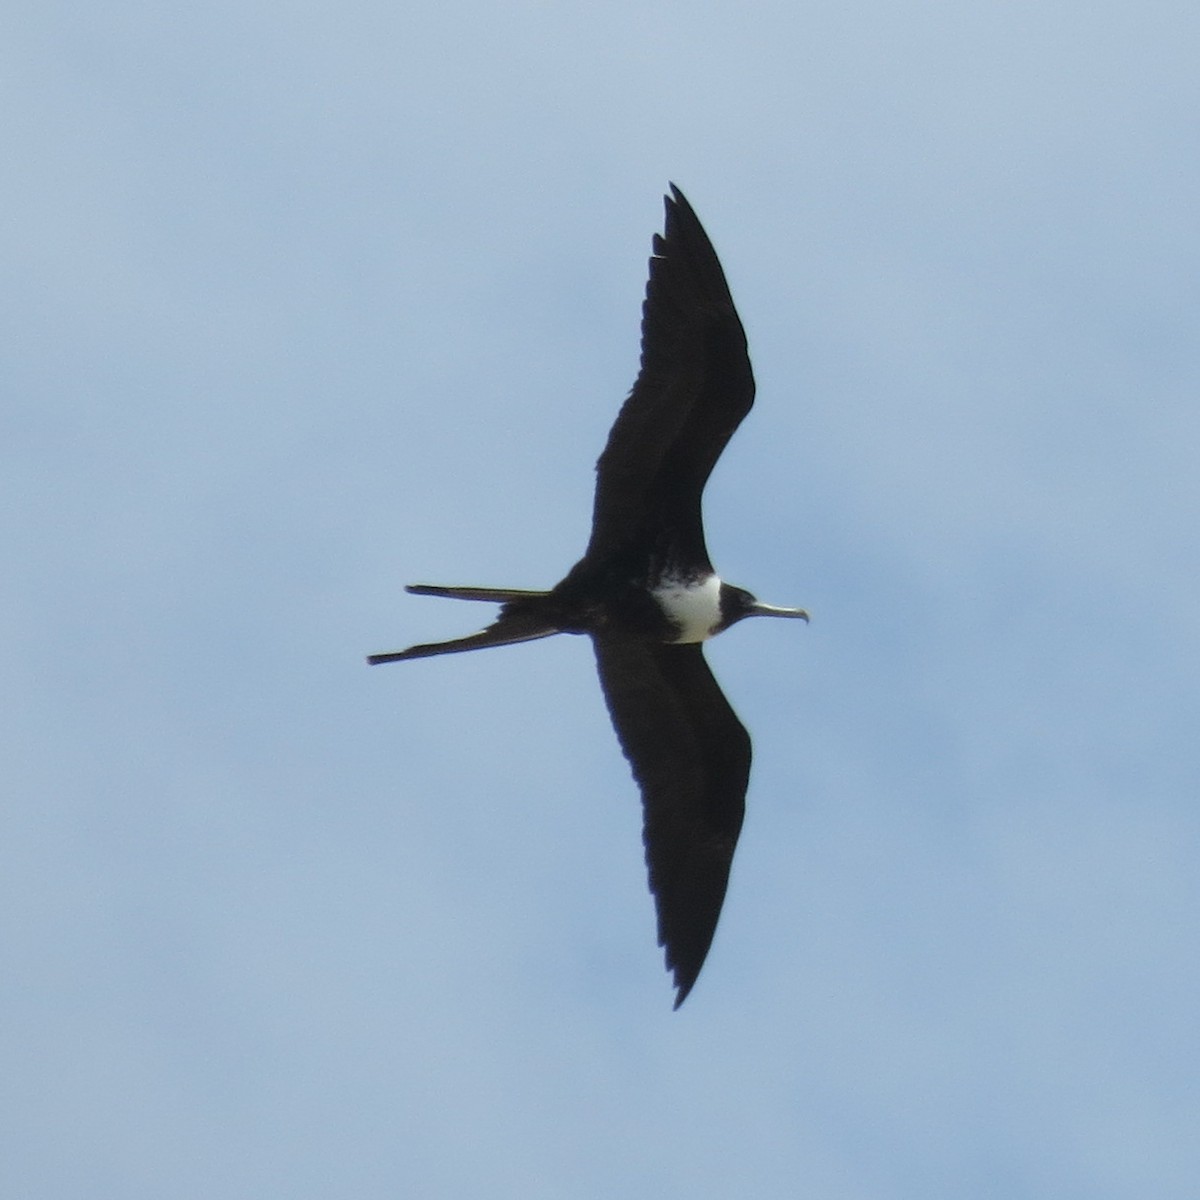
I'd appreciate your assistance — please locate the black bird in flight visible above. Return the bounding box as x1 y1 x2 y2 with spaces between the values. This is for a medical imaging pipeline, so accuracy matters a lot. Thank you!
369 185 808 1007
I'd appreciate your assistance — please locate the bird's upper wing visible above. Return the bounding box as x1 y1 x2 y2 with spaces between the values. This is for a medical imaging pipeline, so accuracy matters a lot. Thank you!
592 636 751 1007
586 185 755 568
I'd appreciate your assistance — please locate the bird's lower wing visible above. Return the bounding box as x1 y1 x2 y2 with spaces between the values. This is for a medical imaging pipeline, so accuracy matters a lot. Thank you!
592 638 751 1007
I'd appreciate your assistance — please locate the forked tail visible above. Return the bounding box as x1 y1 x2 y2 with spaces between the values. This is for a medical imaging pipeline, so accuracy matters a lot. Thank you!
405 584 549 603
367 583 557 664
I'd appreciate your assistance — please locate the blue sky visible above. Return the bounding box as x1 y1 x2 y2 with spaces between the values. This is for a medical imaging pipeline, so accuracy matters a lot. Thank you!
5 2 1200 1196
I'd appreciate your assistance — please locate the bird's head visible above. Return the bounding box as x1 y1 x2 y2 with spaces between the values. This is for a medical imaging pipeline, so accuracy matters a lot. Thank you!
718 583 810 633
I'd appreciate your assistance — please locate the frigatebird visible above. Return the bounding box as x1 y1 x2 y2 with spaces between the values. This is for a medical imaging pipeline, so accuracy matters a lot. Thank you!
369 185 808 1007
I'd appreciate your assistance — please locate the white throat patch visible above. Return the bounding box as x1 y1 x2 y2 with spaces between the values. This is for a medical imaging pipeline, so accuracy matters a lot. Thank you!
652 574 723 643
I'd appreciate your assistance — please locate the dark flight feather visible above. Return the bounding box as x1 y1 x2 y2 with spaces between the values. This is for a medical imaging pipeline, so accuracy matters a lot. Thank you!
586 185 756 569
593 638 751 1008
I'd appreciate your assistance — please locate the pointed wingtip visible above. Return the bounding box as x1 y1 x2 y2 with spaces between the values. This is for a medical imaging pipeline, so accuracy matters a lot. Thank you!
665 181 689 211
669 956 701 1010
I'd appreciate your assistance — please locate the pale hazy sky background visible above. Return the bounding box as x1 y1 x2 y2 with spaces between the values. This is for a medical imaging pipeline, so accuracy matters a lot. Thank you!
5 3 1200 1196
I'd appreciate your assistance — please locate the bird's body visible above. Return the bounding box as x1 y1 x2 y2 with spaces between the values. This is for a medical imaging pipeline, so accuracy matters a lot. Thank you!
369 186 808 1007
651 574 724 643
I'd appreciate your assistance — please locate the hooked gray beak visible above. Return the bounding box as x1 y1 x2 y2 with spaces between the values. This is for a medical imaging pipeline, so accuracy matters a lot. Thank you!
747 602 810 622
